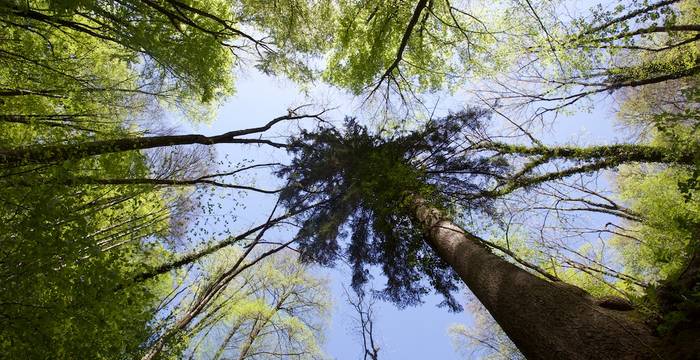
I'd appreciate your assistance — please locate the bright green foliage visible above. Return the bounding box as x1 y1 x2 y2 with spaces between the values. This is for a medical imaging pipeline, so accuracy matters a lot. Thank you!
0 158 177 357
609 162 700 331
0 14 144 133
0 2 189 356
0 113 178 357
608 74 700 284
323 0 502 94
171 249 330 360
584 73 700 332
0 0 340 355
613 166 699 282
1 0 336 120
511 0 700 103
237 0 337 83
2 0 230 121
497 0 700 94
320 0 699 103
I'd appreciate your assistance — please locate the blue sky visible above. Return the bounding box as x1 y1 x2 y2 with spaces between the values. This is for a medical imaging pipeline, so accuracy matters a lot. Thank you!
181 60 623 358
186 71 477 360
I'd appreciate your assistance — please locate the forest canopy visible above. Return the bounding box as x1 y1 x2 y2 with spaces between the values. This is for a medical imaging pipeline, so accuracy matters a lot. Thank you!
1 0 699 359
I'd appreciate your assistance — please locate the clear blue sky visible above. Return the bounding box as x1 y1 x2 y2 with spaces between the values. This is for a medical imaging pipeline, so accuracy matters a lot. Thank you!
187 70 477 360
183 62 621 359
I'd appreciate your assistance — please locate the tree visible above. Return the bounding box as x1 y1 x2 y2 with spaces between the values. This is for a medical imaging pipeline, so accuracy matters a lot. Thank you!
323 0 504 100
0 134 178 358
465 142 698 201
145 249 330 360
275 110 679 359
473 0 700 117
0 2 339 355
344 287 382 360
319 0 700 120
599 74 700 339
449 294 524 360
1 0 335 103
4 0 700 357
0 110 321 167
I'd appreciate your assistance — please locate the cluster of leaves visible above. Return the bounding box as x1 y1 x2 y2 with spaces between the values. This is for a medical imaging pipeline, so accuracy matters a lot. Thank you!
551 74 700 333
0 0 343 356
612 163 700 331
0 20 180 358
177 249 330 360
611 77 700 274
0 1 202 357
548 0 700 104
1 0 337 120
277 109 509 311
0 142 176 357
323 0 505 94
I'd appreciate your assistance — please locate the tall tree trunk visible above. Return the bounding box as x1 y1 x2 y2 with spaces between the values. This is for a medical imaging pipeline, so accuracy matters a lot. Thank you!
0 113 304 166
411 197 662 360
0 133 283 167
483 142 696 166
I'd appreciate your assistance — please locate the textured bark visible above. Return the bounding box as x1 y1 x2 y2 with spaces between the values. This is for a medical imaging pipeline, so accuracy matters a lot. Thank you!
0 134 284 167
0 113 302 166
484 142 695 166
412 198 663 360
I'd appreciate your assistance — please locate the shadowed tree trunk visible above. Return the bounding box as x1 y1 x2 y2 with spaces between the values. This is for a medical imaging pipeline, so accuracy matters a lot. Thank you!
278 113 690 358
0 113 312 166
411 197 662 360
0 133 284 167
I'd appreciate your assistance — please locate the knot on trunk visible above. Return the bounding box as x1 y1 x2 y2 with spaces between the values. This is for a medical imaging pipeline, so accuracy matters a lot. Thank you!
596 296 634 311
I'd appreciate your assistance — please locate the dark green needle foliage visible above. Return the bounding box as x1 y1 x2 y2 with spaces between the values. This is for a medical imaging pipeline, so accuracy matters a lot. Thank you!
277 109 509 310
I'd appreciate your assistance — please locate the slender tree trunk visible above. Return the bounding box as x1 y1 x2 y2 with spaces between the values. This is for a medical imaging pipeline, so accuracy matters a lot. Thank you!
483 142 696 166
8 176 282 194
411 197 662 360
0 134 284 167
212 318 245 360
0 113 304 166
127 201 321 286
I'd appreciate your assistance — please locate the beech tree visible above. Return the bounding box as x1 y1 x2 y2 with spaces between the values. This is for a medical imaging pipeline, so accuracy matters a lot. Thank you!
0 110 320 167
0 1 332 355
143 249 330 360
1 0 335 103
319 0 699 118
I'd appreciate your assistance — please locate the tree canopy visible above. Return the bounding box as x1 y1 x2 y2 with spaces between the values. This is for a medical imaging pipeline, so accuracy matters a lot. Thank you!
2 0 700 358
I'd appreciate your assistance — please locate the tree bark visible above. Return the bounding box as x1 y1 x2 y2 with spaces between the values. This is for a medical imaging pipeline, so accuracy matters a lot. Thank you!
0 113 306 166
411 197 663 360
0 134 284 167
483 142 696 166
